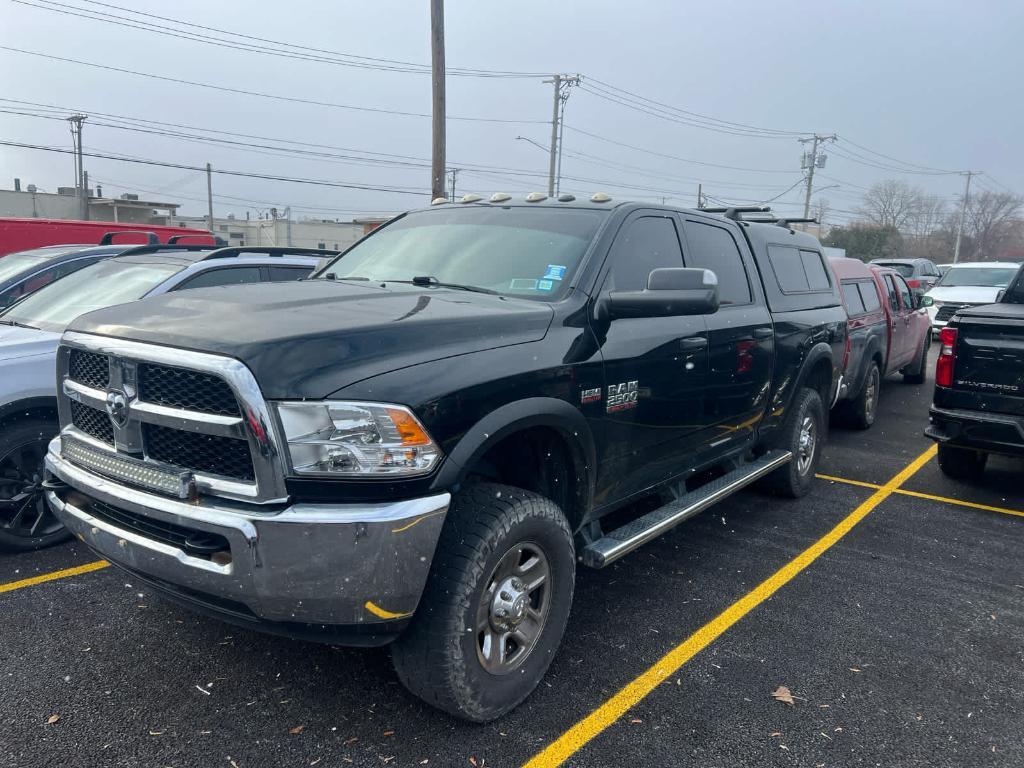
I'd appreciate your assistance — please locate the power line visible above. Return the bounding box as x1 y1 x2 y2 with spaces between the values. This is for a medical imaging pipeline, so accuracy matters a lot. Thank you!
562 125 795 173
0 46 547 125
14 0 548 78
0 140 430 195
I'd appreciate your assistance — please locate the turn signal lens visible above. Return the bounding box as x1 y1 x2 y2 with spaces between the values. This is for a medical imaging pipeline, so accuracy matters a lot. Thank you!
386 407 433 446
935 327 957 387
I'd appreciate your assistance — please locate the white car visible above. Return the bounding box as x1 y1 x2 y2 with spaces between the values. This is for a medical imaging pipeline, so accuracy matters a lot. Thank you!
0 244 326 552
924 261 1021 334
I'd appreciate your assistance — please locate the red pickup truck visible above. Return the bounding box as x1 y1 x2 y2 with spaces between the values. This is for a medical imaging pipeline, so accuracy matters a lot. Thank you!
830 257 932 427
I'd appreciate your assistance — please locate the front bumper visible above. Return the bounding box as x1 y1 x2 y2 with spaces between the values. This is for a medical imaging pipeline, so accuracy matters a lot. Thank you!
925 405 1024 457
45 437 450 637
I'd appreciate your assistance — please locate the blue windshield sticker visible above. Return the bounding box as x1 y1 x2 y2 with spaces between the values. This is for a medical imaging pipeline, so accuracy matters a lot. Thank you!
543 264 567 281
538 279 554 291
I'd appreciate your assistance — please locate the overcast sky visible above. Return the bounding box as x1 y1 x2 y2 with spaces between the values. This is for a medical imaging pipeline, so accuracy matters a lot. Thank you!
1 0 1021 226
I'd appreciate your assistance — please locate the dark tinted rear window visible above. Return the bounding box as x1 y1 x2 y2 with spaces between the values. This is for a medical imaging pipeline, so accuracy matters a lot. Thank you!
801 250 831 291
768 245 832 294
875 262 915 277
682 220 751 304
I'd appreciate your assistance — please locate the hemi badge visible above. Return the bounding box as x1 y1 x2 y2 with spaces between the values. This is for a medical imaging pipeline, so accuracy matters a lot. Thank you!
581 387 602 404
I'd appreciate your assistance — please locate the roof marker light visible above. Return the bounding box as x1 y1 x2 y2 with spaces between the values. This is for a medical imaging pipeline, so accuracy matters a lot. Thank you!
557 194 576 202
431 197 449 206
489 192 512 203
525 192 548 203
460 194 482 203
590 192 612 203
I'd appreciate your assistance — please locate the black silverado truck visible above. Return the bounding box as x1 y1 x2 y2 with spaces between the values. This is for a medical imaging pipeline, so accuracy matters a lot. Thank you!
927 263 1024 478
45 196 846 720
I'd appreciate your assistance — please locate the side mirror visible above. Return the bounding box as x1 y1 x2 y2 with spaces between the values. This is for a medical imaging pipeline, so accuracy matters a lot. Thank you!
996 289 1006 302
918 295 934 308
608 267 719 319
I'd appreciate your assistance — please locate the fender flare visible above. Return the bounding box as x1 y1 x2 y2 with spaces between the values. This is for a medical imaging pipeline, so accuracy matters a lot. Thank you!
0 396 58 424
793 342 835 403
853 338 885 395
431 397 597 517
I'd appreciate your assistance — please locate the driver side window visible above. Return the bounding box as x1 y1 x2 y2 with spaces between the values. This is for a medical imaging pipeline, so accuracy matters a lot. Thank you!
603 215 684 293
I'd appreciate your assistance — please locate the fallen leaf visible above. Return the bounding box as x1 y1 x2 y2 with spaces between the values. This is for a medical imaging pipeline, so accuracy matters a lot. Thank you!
289 725 306 735
469 758 478 767
630 718 642 724
149 730 164 736
383 731 394 737
344 737 359 745
229 761 240 768
770 732 782 737
848 668 862 673
771 686 795 706
310 759 322 766
46 714 60 725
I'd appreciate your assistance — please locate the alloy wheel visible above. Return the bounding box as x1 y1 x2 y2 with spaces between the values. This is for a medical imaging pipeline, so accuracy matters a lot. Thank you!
0 438 61 540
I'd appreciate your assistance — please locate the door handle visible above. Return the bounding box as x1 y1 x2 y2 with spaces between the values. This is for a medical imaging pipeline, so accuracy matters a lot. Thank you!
679 337 708 351
752 328 773 339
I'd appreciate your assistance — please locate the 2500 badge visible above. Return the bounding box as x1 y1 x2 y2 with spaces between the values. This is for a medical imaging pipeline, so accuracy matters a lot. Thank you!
606 380 639 412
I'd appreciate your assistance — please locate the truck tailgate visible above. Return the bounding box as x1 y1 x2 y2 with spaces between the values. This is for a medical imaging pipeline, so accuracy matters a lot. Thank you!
950 305 1024 416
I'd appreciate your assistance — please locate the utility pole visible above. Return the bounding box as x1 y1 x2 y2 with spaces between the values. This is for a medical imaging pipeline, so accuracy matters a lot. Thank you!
447 168 459 201
430 0 446 201
67 114 87 219
697 183 703 209
799 133 836 219
543 74 580 196
82 170 90 220
953 171 974 264
206 162 215 232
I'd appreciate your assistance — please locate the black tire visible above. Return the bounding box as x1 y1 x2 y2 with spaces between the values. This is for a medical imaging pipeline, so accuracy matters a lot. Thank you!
0 417 69 552
848 362 881 430
760 388 825 498
391 482 575 722
936 444 988 481
903 332 931 384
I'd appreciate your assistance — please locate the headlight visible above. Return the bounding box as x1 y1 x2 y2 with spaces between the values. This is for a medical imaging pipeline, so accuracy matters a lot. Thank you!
274 401 441 477
930 300 944 308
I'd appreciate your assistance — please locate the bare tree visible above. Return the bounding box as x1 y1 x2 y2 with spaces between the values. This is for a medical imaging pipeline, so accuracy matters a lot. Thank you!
964 190 1024 260
907 195 947 240
859 179 923 230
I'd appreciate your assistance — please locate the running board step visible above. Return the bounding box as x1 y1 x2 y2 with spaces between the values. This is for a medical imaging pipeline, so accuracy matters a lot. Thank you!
581 449 792 568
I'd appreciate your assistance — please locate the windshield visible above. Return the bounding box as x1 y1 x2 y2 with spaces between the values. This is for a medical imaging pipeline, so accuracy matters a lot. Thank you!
875 262 915 277
936 266 1018 288
0 252 55 283
0 259 180 332
318 207 606 300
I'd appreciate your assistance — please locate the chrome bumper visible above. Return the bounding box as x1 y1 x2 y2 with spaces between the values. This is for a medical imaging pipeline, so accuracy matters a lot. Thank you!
45 437 450 626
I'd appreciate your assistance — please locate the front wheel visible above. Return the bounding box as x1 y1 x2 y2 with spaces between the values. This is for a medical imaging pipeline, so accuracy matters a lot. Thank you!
0 417 69 552
760 388 825 498
391 483 575 722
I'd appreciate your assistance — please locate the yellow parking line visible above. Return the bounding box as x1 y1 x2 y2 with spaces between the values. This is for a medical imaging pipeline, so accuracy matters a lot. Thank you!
818 473 1024 519
0 560 110 594
521 445 937 768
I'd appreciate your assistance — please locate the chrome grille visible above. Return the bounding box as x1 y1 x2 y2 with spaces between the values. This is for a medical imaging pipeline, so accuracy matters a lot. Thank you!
57 332 288 504
70 401 114 445
68 349 109 389
139 363 240 416
144 423 255 481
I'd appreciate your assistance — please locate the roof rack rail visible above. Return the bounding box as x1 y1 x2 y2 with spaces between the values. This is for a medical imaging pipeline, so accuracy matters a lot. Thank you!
99 231 159 246
199 246 342 261
774 217 818 228
167 234 226 245
698 206 771 220
114 243 220 258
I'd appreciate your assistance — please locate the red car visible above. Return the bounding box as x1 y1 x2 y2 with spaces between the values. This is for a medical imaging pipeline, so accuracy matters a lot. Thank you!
0 217 213 256
829 257 932 427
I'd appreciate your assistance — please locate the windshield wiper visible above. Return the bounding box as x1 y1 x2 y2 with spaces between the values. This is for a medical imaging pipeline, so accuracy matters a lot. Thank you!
0 319 39 330
383 275 498 295
322 274 370 281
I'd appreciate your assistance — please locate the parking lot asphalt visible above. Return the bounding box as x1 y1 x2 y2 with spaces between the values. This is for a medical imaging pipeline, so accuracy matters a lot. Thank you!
2 357 1022 768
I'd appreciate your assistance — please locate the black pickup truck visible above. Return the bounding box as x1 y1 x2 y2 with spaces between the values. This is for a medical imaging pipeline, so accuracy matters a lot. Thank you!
44 196 846 720
927 263 1024 478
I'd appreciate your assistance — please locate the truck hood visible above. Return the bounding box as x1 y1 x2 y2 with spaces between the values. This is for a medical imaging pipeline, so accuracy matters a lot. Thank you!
926 285 1004 304
66 280 555 398
0 324 61 362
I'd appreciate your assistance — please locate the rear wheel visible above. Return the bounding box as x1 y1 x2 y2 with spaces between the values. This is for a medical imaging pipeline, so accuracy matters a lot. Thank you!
0 418 68 552
391 483 575 722
761 388 825 498
849 362 881 430
903 333 931 384
936 444 988 481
